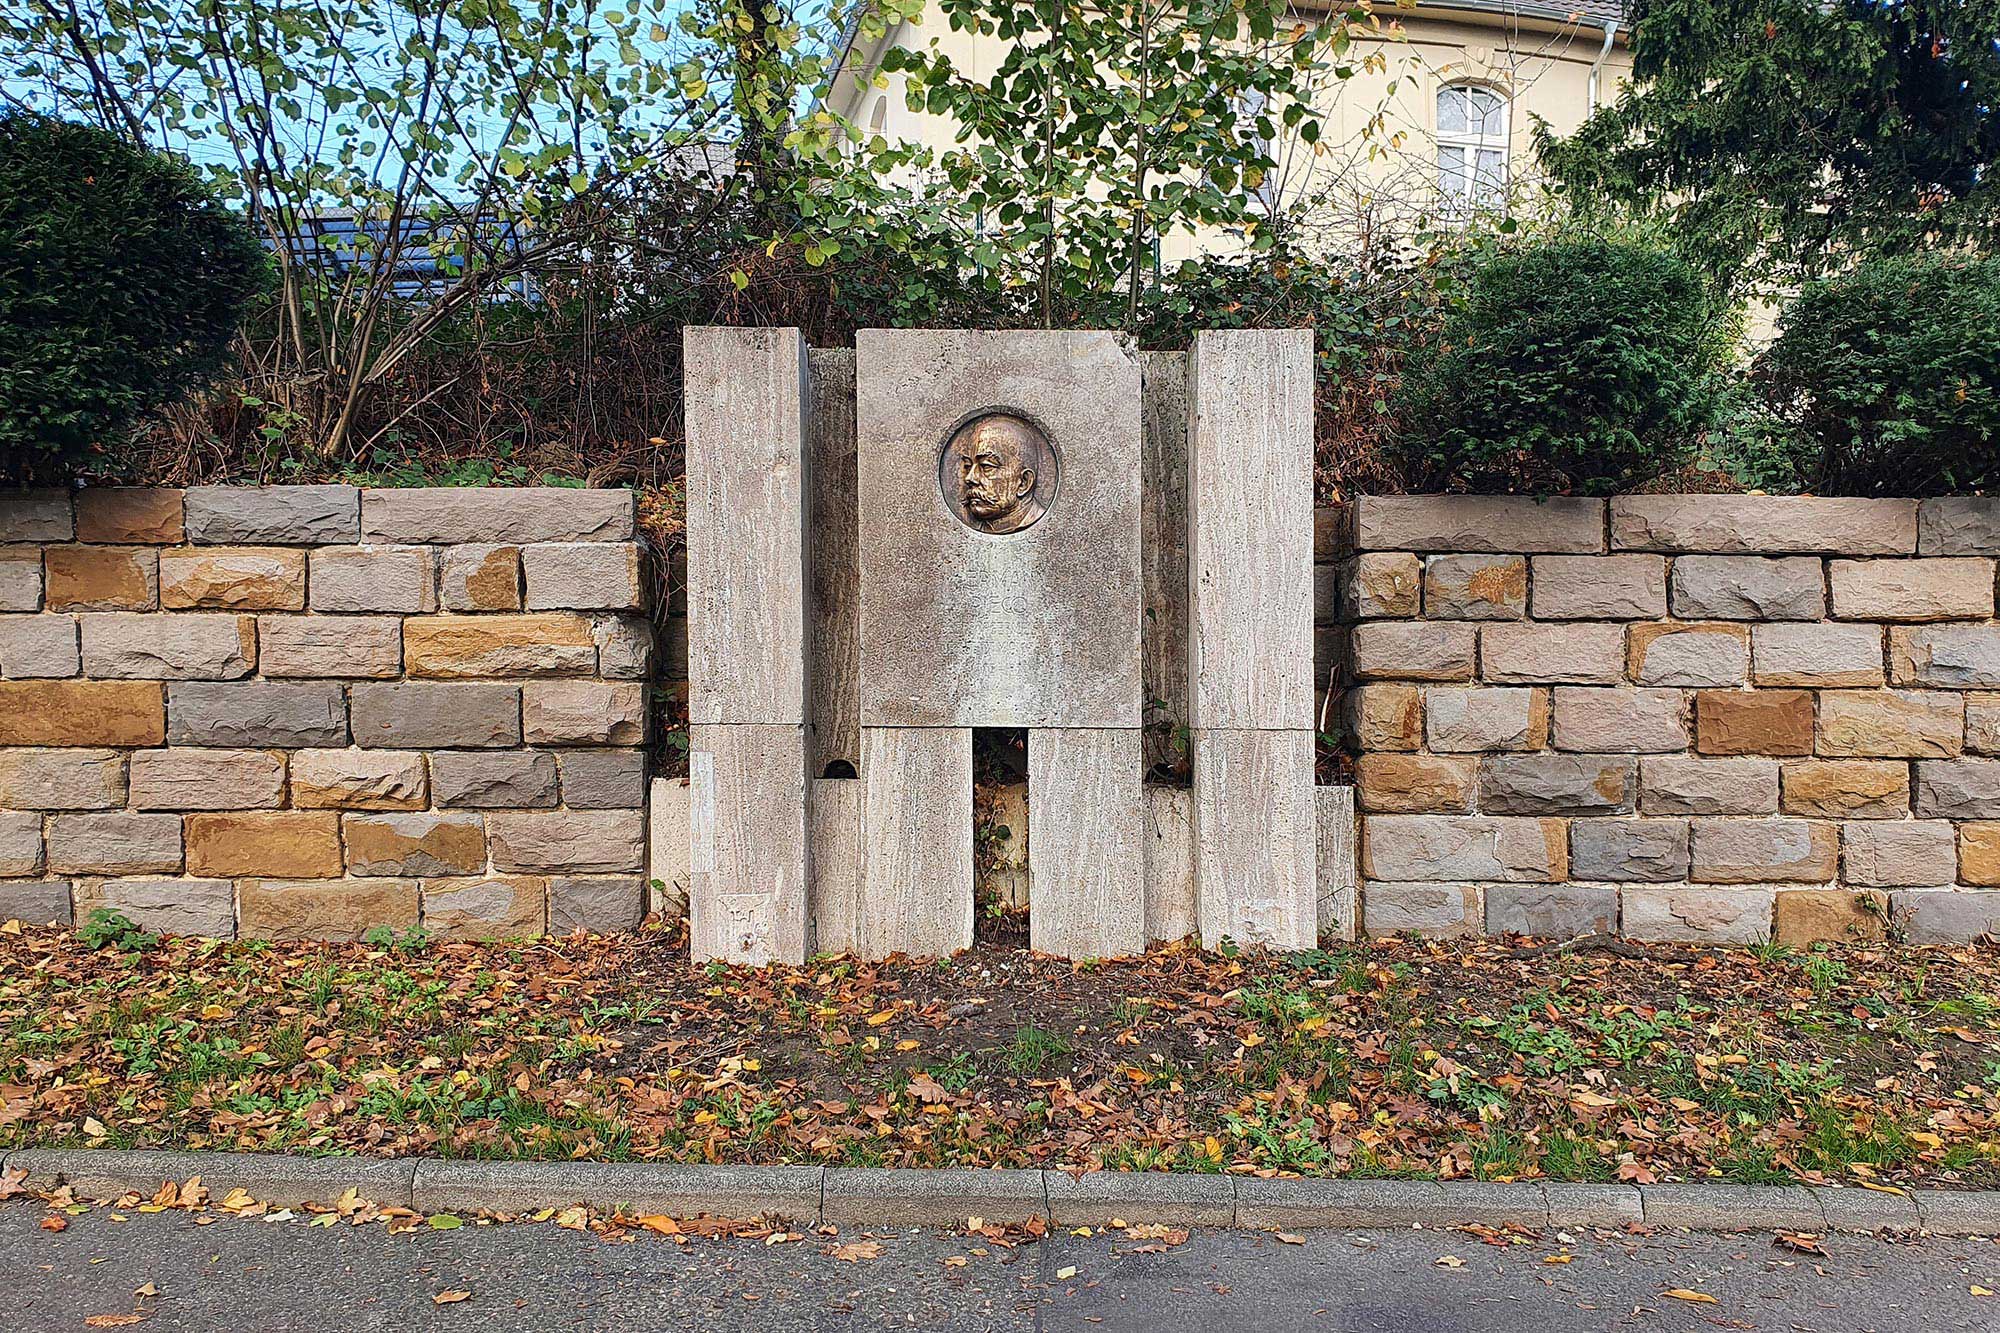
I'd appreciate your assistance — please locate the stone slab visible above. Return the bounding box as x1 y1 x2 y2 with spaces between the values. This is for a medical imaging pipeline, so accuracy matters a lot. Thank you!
185 486 359 544
856 328 1142 728
410 1159 822 1222
1638 1182 1824 1232
1611 496 1916 554
1047 1170 1235 1228
1143 784 1197 944
822 1167 1047 1228
1193 728 1316 950
360 488 634 544
806 776 863 954
685 327 810 726
858 724 973 960
648 775 692 920
9 1149 415 1209
1188 329 1313 730
689 722 810 964
1316 785 1357 942
1028 728 1144 958
1352 496 1605 553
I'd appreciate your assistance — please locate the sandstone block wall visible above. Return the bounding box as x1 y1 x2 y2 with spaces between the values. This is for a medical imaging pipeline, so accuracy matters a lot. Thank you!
0 486 651 940
1340 494 2000 946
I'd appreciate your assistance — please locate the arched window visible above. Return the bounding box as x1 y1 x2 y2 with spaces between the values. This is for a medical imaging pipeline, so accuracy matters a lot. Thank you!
868 97 889 137
1437 83 1508 212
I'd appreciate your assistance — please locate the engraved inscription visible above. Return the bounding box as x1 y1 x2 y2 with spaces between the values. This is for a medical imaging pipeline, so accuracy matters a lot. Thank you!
940 413 1058 535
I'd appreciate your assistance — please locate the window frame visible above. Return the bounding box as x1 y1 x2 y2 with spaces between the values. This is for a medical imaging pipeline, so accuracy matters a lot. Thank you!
1435 80 1511 215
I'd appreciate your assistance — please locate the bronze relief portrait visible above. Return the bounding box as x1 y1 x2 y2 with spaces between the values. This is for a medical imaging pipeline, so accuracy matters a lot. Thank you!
939 412 1058 535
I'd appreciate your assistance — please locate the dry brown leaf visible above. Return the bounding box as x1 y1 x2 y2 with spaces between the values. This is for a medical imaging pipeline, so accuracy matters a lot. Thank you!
433 1289 472 1305
1663 1289 1718 1304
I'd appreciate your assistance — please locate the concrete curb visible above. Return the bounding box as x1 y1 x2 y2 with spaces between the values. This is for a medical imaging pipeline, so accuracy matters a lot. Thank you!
5 1150 1997 1235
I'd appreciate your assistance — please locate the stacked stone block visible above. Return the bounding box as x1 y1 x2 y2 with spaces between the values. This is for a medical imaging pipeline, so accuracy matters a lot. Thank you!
1342 494 2000 945
0 486 651 939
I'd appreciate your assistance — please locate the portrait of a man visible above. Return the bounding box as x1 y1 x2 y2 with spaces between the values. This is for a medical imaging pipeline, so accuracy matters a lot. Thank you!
943 413 1056 535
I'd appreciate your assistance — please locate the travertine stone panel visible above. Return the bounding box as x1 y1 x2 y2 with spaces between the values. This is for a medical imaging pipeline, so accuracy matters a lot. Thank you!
808 349 861 775
692 722 811 964
258 615 402 678
1028 728 1144 958
1829 558 1994 621
1315 785 1357 942
1143 785 1197 944
75 489 183 544
1423 687 1545 752
686 326 810 726
1530 555 1666 620
857 725 971 959
1361 814 1566 883
1610 496 1916 554
44 546 157 611
1750 623 1885 687
186 486 359 544
361 488 633 543
1670 556 1826 620
160 547 305 610
1628 623 1747 687
1187 329 1311 730
0 615 79 677
1622 886 1773 944
647 776 691 919
1353 496 1604 553
1422 554 1524 620
1889 624 2000 688
309 546 437 613
1480 623 1626 684
1362 882 1482 936
239 878 418 941
1639 756 1780 815
806 776 862 954
129 749 285 810
856 329 1142 728
1194 728 1316 949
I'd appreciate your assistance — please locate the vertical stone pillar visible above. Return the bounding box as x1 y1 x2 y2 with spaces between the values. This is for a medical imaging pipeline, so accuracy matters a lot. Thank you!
1028 727 1145 958
860 725 974 958
1187 328 1317 949
683 327 812 963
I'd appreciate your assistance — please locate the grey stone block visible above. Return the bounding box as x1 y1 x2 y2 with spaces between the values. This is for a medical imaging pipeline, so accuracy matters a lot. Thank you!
1541 1181 1643 1228
0 748 126 809
362 487 635 544
522 680 646 745
257 614 402 678
1811 1185 1920 1233
1479 754 1637 815
1421 553 1525 619
77 877 233 936
7 1148 414 1208
349 681 521 749
489 809 645 873
556 749 647 808
0 491 72 542
185 485 359 544
1914 759 2000 818
1235 1177 1443 1229
1569 819 1689 883
1047 1170 1235 1227
1911 1189 2000 1235
0 613 78 676
1352 496 1605 553
1363 882 1481 936
129 748 287 811
1531 554 1667 620
1891 624 2000 688
549 876 647 933
1485 883 1618 937
823 1168 1047 1228
0 809 42 876
0 879 71 925
592 614 653 679
409 1159 821 1222
0 546 41 612
1638 1183 1824 1231
1622 886 1774 944
1612 496 1915 554
1670 556 1826 620
80 612 254 679
522 542 644 611
432 750 559 807
46 813 183 875
1890 889 2000 943
168 681 347 747
1918 497 2000 555
308 545 436 612
1363 816 1565 882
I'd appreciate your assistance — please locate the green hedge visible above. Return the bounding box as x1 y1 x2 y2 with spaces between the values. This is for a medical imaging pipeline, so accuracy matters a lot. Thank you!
0 114 266 482
1752 254 2000 496
1388 237 1733 495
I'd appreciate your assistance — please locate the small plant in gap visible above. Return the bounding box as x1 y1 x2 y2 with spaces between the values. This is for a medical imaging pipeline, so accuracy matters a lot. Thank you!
363 925 433 954
78 908 157 954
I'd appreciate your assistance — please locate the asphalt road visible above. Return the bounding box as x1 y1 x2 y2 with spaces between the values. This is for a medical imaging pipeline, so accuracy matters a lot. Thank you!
3 1200 1997 1332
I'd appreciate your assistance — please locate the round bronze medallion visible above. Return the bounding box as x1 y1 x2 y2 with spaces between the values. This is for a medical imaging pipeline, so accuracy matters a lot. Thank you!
938 412 1059 535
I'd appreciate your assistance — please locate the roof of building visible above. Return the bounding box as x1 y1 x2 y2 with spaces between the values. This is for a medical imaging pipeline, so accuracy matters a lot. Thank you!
1437 0 1625 27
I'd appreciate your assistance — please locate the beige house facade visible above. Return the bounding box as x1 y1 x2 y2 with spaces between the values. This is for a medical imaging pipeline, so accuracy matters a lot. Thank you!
827 1 1631 260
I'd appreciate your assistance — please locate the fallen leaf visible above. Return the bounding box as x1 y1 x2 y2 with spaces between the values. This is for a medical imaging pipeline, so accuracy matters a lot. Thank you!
1275 1232 1305 1245
1663 1289 1718 1304
426 1214 463 1230
829 1241 883 1262
1434 1255 1463 1269
1057 1265 1078 1279
83 1317 146 1328
433 1289 472 1305
634 1215 680 1236
41 1215 66 1232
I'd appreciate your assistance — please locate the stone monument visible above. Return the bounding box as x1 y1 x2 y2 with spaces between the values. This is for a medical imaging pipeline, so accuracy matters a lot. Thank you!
682 326 1328 964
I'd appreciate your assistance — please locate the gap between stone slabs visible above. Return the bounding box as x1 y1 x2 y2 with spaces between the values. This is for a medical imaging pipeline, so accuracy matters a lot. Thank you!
3 1150 1996 1236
